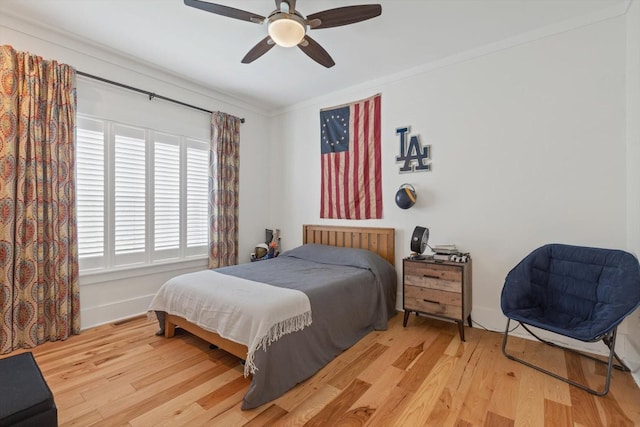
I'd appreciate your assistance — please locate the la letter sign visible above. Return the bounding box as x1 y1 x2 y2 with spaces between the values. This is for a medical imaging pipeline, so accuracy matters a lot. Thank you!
395 127 431 173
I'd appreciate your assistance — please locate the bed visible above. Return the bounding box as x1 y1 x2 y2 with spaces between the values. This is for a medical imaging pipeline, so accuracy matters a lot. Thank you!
148 224 396 409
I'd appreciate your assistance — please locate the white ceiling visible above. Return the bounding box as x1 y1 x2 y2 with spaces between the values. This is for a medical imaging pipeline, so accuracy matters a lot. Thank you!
1 0 628 110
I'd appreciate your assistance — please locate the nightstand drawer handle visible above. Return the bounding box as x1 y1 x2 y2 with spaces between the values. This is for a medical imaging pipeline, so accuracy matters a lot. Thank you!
423 298 440 305
422 274 440 279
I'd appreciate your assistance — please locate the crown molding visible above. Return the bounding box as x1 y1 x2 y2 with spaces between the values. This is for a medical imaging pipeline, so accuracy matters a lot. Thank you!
274 0 632 117
0 10 270 117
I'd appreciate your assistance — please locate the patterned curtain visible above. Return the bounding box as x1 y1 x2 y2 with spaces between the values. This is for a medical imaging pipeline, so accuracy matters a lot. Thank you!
0 45 80 354
208 111 241 269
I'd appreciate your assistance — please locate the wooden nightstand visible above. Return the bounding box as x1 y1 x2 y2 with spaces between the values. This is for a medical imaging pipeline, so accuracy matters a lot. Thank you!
402 257 472 341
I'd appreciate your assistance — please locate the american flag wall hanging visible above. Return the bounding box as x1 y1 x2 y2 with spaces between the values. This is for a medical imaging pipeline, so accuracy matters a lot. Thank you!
320 93 382 219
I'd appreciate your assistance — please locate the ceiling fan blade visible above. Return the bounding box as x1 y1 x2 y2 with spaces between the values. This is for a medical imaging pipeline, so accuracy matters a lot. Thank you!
184 0 265 23
307 5 381 29
275 0 296 13
242 36 276 64
298 36 335 68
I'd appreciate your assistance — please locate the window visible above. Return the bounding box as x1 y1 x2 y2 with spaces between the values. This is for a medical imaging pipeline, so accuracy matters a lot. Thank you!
76 115 209 272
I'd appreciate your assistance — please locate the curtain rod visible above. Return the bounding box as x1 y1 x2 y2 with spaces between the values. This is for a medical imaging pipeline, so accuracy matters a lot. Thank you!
76 71 245 123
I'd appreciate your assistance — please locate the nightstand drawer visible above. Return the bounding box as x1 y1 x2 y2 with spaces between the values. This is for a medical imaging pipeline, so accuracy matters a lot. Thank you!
404 261 462 281
404 262 462 293
404 285 462 319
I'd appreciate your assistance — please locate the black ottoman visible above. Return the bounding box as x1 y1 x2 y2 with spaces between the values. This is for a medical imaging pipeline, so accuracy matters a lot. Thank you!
0 352 57 427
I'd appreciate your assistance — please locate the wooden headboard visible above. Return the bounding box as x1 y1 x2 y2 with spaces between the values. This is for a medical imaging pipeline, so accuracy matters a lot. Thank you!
302 224 395 266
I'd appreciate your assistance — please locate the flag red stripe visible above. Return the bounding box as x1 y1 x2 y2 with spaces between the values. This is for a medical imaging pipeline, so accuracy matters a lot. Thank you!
353 103 367 219
361 101 371 219
343 152 351 219
320 155 331 218
326 154 332 218
320 154 326 218
352 106 361 219
333 153 340 218
338 153 344 219
373 95 382 218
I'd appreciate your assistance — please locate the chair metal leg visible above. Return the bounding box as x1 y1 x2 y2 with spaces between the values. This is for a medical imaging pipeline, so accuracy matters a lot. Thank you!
518 322 630 373
501 318 624 396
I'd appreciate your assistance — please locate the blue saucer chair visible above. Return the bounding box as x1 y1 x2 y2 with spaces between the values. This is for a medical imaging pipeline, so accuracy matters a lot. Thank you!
501 244 640 395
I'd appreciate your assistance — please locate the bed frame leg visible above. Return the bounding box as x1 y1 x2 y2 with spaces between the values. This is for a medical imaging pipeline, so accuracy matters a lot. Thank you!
165 319 176 338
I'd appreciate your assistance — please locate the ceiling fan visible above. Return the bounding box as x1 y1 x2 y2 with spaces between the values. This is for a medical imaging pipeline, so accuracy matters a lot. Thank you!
184 0 382 68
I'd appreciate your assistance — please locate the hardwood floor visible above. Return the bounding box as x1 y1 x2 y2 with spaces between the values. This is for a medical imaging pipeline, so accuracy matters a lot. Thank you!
4 314 640 426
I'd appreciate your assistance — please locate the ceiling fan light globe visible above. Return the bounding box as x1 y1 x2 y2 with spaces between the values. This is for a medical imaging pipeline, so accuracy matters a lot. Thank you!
268 17 305 47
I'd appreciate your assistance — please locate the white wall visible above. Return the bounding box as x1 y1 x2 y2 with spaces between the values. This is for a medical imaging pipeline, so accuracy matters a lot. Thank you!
269 13 639 365
625 0 640 383
1 15 272 329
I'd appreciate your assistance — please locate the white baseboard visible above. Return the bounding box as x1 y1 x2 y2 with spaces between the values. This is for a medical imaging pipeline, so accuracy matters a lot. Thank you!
624 334 640 386
80 293 156 330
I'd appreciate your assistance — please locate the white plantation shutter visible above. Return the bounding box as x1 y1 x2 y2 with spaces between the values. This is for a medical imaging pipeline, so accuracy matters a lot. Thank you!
114 125 146 262
76 117 105 270
186 140 209 253
75 115 210 272
154 133 180 257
